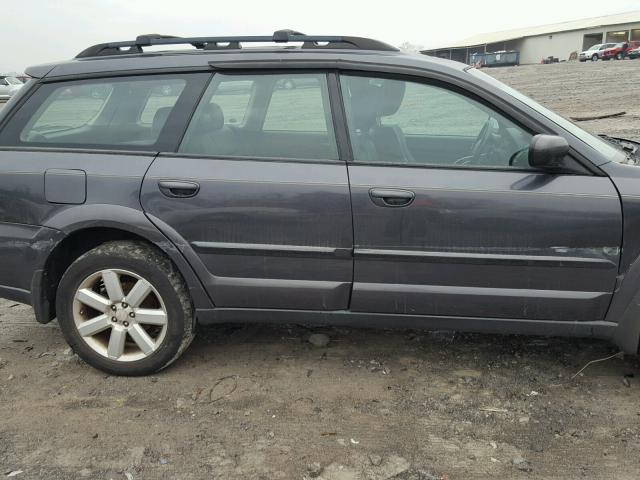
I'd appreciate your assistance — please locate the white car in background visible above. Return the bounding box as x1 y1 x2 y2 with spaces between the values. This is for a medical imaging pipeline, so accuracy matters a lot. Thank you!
578 43 616 62
0 76 24 101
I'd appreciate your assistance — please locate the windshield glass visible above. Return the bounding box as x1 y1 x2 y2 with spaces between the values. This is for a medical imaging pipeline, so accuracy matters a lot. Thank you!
588 44 601 50
468 68 624 162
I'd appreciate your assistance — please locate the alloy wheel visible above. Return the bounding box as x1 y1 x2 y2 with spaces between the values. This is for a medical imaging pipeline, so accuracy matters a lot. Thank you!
72 269 168 362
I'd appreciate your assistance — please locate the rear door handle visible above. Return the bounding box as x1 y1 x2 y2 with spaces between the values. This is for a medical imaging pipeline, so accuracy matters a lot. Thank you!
369 188 415 207
158 180 200 198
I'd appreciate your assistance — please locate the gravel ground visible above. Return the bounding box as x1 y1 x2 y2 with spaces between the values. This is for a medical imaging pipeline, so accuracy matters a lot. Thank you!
1 61 640 480
487 60 640 141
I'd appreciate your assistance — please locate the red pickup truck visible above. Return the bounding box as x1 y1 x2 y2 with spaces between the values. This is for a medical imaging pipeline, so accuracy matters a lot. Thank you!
602 41 640 60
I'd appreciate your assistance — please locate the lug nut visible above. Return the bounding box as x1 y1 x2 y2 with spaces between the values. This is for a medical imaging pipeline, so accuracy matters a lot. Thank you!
111 305 117 311
111 317 117 322
123 321 129 327
129 312 135 318
122 302 128 308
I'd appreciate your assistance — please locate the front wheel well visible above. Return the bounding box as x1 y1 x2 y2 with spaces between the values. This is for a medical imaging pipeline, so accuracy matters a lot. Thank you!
38 228 161 323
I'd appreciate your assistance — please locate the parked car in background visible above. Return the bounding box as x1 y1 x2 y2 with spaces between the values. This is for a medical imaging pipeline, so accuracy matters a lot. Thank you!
579 43 616 61
0 75 24 100
628 45 640 59
1 31 640 376
623 41 640 58
602 41 640 60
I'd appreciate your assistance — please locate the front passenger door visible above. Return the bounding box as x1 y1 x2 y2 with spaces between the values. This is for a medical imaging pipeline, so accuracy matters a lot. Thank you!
340 74 621 322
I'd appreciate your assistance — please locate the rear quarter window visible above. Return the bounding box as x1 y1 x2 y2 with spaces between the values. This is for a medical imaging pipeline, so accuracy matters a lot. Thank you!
27 84 114 132
0 75 205 151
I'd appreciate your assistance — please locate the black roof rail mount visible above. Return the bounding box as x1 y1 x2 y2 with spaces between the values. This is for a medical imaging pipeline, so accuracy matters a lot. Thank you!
75 29 399 58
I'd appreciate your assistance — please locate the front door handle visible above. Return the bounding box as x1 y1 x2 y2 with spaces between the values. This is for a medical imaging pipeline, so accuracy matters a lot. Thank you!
369 188 415 207
158 180 200 198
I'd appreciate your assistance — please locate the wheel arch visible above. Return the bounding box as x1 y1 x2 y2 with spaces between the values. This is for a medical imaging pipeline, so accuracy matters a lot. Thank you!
33 205 213 324
608 256 640 355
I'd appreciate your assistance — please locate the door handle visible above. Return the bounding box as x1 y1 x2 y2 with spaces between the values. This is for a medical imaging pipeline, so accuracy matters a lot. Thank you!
369 188 415 207
158 180 200 198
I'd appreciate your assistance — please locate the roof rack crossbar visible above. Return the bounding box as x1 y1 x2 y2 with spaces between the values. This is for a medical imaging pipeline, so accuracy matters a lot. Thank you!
75 30 398 58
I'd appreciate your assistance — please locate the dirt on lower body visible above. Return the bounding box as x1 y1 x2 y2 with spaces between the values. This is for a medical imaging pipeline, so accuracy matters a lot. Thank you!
1 297 639 480
1 62 640 480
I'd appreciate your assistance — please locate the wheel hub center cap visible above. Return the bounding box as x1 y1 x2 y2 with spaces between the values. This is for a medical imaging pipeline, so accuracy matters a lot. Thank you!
114 306 131 323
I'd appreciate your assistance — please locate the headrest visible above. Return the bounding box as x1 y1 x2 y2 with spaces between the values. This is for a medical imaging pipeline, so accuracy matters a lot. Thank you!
378 79 405 116
348 77 379 130
152 106 173 134
345 77 406 127
196 102 225 131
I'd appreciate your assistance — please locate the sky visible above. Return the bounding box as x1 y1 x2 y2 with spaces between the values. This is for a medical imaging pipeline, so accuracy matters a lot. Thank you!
2 0 640 73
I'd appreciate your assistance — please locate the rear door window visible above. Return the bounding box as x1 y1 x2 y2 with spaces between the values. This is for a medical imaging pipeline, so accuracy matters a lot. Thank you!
210 79 254 126
263 77 329 132
179 72 339 161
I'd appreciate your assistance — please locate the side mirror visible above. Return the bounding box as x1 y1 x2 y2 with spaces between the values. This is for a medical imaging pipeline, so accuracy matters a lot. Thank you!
528 134 570 169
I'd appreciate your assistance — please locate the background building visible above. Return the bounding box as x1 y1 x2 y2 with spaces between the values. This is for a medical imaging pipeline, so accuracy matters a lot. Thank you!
422 11 640 65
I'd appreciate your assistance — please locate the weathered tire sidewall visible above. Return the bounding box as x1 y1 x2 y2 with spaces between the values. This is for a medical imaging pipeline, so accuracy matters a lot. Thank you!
56 242 192 376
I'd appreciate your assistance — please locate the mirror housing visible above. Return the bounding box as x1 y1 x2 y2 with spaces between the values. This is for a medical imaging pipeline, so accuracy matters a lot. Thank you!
528 134 570 169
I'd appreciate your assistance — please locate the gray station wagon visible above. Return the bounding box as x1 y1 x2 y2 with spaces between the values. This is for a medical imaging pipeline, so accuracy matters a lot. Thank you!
1 31 639 375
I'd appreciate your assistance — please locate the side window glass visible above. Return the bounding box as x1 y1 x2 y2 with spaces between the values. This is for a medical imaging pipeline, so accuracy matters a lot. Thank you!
210 80 254 126
139 81 186 125
29 84 114 132
381 81 489 136
263 77 328 132
340 75 532 169
17 77 187 148
179 73 338 161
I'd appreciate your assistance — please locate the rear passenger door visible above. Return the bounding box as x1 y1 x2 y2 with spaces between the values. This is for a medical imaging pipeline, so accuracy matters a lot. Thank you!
141 72 353 310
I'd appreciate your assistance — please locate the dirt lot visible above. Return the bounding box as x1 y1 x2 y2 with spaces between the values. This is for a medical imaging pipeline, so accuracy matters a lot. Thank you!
1 61 640 480
487 60 640 141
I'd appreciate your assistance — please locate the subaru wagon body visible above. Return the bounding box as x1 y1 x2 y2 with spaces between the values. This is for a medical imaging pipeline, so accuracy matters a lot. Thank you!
0 31 639 375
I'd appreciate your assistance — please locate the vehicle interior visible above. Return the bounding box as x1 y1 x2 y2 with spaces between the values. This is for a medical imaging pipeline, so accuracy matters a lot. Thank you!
19 72 531 168
339 75 532 168
180 73 532 167
180 73 339 160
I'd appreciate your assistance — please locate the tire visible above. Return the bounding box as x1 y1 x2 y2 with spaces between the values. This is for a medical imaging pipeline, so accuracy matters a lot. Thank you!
592 54 598 61
616 53 623 60
56 241 195 376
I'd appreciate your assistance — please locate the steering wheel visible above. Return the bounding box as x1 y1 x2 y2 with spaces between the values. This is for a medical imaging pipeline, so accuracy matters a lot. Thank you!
508 146 529 166
24 131 49 143
454 117 494 166
472 117 494 160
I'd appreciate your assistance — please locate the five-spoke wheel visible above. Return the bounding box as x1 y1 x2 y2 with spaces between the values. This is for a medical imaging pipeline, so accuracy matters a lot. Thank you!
56 241 194 376
73 269 168 361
